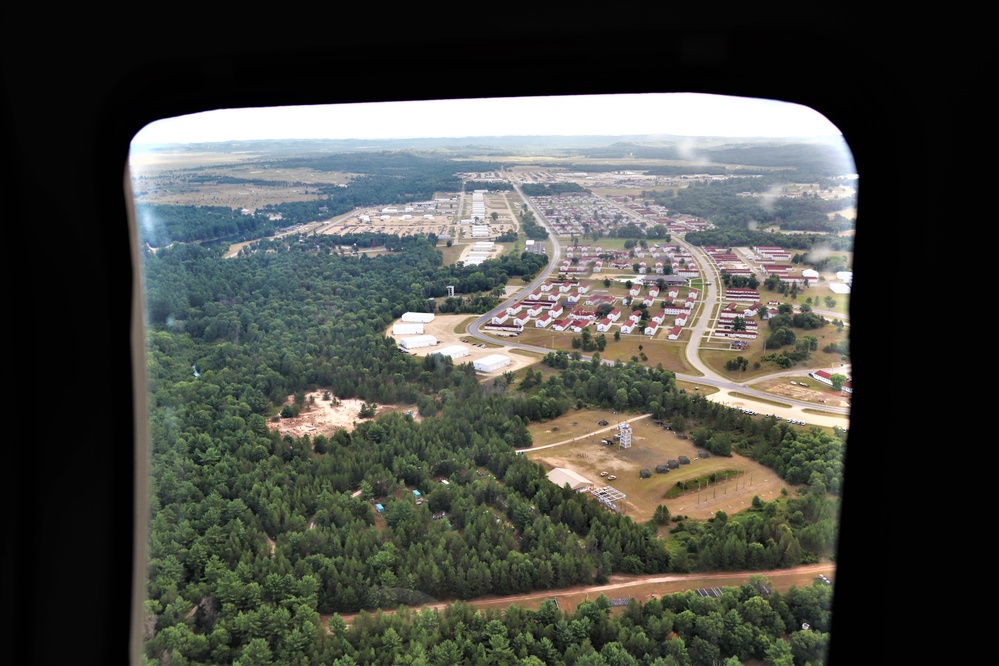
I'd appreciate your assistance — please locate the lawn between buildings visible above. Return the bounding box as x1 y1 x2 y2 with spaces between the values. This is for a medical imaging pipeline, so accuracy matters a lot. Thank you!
513 326 694 376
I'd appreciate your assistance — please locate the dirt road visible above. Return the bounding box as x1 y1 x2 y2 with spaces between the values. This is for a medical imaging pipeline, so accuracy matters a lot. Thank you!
327 563 835 627
520 414 652 451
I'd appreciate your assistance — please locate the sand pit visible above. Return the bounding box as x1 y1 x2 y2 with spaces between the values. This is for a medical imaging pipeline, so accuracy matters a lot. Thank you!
268 393 410 439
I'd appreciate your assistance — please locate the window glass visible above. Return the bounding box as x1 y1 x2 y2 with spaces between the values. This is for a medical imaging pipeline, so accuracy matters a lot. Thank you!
130 93 854 665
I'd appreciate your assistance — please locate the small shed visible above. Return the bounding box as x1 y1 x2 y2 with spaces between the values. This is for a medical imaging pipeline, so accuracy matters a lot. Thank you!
412 490 421 498
375 503 384 513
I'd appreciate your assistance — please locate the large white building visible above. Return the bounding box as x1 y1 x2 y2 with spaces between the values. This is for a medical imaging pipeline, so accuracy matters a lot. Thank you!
431 345 470 359
392 323 424 336
398 335 439 349
465 251 491 266
401 312 435 323
473 354 511 373
546 468 593 492
471 191 486 219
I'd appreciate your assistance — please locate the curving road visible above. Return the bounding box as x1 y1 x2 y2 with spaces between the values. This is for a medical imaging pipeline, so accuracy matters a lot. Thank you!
465 184 849 428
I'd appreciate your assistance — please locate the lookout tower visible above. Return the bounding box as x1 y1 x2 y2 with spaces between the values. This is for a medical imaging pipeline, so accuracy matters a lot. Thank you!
618 423 632 449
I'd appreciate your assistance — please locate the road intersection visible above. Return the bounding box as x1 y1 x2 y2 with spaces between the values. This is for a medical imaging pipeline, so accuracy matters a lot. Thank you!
466 185 850 429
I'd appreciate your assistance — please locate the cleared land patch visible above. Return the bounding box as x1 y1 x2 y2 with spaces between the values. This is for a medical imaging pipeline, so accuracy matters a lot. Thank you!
526 412 789 522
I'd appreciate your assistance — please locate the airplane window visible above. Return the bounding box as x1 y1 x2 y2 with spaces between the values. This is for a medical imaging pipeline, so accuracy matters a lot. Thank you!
128 93 855 665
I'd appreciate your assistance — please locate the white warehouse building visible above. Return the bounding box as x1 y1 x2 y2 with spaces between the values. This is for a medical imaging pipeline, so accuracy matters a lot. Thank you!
401 312 435 323
399 335 439 349
473 354 511 373
392 322 424 335
431 345 470 359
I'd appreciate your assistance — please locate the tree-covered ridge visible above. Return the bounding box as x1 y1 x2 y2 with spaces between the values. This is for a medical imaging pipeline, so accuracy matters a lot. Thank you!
651 177 855 234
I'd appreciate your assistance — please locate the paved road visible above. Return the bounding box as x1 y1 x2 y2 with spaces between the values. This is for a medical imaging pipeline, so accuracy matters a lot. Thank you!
465 187 849 428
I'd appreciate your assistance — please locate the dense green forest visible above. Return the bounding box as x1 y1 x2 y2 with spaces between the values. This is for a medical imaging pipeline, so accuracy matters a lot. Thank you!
149 583 833 665
140 224 842 664
651 178 854 235
466 181 514 192
518 208 552 241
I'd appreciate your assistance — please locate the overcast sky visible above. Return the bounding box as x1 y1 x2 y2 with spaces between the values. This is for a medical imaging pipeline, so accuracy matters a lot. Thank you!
130 93 843 146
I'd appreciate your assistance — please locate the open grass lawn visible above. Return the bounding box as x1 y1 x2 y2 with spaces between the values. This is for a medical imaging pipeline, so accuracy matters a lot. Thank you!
451 316 479 335
436 241 464 266
602 335 692 374
801 286 850 319
699 324 850 383
525 411 789 523
514 327 693 375
525 407 630 448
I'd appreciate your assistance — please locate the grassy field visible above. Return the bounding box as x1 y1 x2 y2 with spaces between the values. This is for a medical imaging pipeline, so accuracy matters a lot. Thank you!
436 241 465 266
446 316 475 334
525 410 789 523
699 323 850 383
513 327 693 375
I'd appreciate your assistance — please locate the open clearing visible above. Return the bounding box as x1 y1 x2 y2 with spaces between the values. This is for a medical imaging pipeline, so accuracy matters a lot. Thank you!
268 393 415 439
525 411 789 522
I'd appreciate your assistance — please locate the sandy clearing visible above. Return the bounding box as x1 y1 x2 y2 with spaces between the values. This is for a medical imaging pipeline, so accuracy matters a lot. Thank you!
267 394 411 439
